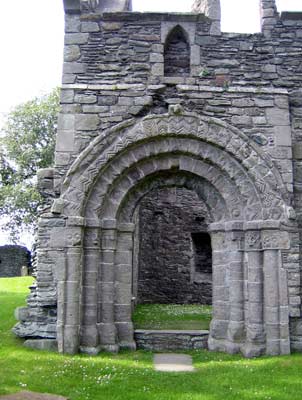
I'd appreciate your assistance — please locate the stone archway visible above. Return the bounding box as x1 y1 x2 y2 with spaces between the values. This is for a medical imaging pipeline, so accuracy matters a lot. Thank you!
135 186 212 305
53 109 292 357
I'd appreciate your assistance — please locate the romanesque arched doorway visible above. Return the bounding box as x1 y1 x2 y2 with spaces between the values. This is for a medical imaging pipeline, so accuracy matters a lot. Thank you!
53 109 292 358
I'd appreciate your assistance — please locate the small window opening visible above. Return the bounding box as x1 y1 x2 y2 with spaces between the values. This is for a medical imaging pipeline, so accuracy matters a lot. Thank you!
191 232 212 284
164 26 190 77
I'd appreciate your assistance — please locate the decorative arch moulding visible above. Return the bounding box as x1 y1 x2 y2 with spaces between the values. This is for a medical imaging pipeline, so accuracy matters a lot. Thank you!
54 109 290 225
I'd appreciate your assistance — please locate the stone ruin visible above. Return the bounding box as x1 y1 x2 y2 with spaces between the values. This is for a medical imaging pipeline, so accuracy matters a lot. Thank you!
0 245 31 277
13 0 302 357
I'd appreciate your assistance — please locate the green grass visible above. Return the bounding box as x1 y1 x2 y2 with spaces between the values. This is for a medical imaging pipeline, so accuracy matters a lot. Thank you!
1 277 302 399
133 304 212 330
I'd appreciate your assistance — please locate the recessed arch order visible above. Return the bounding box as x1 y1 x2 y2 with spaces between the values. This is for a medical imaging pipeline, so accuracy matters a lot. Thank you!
55 109 292 357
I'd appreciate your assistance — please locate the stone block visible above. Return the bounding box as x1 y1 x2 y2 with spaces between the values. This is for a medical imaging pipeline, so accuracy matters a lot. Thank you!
134 96 153 106
65 14 81 32
75 114 99 131
75 94 97 104
231 115 252 125
150 53 164 63
274 125 292 146
289 296 301 306
60 89 74 104
64 45 81 62
65 33 89 45
55 130 75 152
81 22 100 32
152 44 164 53
115 283 132 303
266 108 290 126
63 62 86 74
114 304 132 321
98 96 117 106
151 63 164 76
253 116 267 125
101 22 123 31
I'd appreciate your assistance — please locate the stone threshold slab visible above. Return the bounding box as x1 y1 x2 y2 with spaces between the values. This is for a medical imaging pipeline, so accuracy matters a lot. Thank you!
0 391 68 400
154 354 195 372
135 329 209 334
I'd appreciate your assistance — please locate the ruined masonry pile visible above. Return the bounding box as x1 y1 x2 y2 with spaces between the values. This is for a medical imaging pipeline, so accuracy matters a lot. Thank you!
13 0 302 358
0 246 30 277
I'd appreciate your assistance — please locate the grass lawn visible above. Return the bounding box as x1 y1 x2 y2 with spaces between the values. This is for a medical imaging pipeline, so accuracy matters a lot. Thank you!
133 304 212 330
1 277 302 399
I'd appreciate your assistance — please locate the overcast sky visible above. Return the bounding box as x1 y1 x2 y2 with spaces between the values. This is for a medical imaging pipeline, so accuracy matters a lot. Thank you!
0 0 301 247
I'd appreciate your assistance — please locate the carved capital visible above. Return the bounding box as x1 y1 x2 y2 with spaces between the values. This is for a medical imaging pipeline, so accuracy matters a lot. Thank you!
261 230 290 250
245 230 262 251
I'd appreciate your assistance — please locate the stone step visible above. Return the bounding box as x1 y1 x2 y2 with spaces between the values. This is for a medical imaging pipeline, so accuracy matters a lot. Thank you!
135 329 209 351
154 353 195 372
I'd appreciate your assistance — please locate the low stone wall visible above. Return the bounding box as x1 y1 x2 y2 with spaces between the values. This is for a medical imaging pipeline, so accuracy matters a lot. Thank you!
134 329 209 351
0 245 31 277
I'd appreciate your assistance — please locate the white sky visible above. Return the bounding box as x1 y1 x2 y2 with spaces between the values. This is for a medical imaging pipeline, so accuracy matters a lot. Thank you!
0 0 301 247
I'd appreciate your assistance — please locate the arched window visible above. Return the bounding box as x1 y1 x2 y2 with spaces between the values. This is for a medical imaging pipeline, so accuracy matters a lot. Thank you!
164 26 190 77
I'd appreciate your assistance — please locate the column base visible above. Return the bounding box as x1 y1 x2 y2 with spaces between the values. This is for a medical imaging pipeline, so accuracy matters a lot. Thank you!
80 345 102 355
119 341 137 351
227 321 245 342
101 344 120 353
241 343 265 358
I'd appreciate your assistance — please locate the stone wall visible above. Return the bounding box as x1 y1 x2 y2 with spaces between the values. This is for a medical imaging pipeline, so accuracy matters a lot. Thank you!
137 187 212 304
13 0 302 357
135 329 208 351
0 245 30 277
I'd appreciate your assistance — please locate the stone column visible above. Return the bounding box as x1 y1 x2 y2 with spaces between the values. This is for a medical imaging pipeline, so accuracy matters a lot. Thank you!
79 225 101 354
115 223 136 350
57 217 84 354
262 226 290 355
243 225 265 358
98 219 119 352
208 223 229 352
225 222 245 354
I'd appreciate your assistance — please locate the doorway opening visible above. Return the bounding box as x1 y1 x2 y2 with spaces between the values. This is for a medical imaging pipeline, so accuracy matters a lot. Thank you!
132 187 212 333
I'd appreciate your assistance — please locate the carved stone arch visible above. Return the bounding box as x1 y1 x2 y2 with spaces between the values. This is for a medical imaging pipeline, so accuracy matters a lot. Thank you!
164 25 190 76
56 112 292 358
58 112 289 222
116 171 222 223
84 144 260 222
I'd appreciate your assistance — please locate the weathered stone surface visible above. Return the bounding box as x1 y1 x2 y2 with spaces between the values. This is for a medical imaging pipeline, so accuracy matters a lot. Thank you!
0 246 31 277
64 45 81 62
75 114 99 130
14 0 302 359
135 330 208 351
64 33 89 45
153 353 195 372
